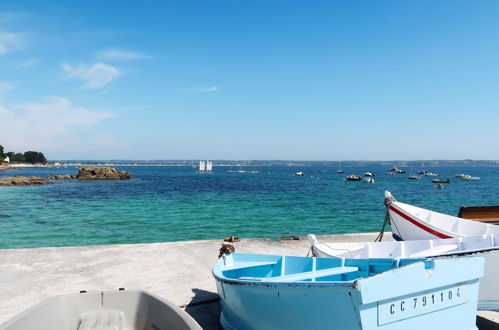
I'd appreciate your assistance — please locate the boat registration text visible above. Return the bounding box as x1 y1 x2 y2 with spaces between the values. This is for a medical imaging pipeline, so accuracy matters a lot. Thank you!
377 284 468 325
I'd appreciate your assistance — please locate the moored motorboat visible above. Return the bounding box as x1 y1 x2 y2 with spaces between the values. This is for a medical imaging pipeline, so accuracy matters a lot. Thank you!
455 173 467 178
362 177 375 183
432 178 450 183
364 172 375 177
346 174 361 181
295 171 305 176
408 175 421 180
462 175 480 181
308 234 499 311
384 191 499 241
423 172 438 177
0 290 201 330
213 252 484 330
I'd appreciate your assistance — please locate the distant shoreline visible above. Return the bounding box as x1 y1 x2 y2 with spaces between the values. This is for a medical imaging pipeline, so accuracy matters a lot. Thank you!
2 160 499 168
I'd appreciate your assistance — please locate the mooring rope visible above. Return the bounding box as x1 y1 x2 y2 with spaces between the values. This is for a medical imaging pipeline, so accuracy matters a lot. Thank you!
375 194 396 242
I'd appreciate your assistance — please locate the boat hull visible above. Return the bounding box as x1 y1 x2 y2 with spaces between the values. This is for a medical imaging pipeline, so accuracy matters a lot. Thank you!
213 253 483 330
309 234 499 311
0 290 200 330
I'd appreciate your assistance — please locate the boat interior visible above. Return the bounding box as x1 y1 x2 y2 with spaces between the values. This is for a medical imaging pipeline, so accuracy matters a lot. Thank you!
216 253 425 283
316 234 499 259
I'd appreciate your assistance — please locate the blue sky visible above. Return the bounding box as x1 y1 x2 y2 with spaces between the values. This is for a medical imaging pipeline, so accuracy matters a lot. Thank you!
1 1 499 160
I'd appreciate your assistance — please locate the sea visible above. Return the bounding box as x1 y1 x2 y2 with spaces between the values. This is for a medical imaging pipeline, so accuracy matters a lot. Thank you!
0 165 498 249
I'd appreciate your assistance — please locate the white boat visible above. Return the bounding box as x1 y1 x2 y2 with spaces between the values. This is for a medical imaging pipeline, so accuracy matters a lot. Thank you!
423 172 438 177
345 175 361 181
462 175 480 181
198 160 213 173
198 160 206 172
363 172 375 177
295 171 305 176
408 175 421 180
0 290 201 330
384 191 499 240
308 234 499 311
362 177 375 183
336 161 344 173
455 173 467 178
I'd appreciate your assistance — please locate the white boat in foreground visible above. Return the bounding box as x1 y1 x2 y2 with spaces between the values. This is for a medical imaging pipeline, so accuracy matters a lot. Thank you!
384 191 499 241
0 290 201 330
308 234 499 311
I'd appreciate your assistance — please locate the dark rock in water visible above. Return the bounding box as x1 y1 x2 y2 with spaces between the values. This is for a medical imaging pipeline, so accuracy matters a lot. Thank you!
47 174 76 180
76 167 131 181
0 176 55 186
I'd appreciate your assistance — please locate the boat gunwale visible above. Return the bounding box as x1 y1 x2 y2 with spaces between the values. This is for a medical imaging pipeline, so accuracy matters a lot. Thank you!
312 240 499 260
213 254 430 288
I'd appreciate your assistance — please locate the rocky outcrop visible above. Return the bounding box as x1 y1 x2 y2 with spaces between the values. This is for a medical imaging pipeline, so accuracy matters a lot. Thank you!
0 176 55 186
0 164 14 170
47 174 76 180
76 167 131 181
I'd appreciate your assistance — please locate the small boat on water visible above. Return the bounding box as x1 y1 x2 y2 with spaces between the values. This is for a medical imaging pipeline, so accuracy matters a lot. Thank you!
423 171 438 177
362 177 375 183
308 234 499 311
384 191 499 241
432 178 450 183
336 161 344 173
455 173 467 178
364 172 375 177
408 175 421 180
295 171 305 176
462 175 480 181
213 252 484 330
0 290 201 330
345 174 361 181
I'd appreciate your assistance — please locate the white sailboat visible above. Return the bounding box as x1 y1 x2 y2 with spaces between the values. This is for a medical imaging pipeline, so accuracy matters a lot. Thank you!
198 160 212 173
198 160 206 173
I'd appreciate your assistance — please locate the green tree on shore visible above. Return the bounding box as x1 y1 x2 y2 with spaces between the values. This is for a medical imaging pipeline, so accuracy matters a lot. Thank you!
24 151 47 164
4 150 47 164
0 145 4 159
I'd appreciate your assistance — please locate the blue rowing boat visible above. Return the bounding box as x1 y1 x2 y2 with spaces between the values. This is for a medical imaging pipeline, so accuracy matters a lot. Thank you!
213 253 484 330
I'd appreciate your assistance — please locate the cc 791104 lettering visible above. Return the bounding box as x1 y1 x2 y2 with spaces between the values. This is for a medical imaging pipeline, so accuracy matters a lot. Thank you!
378 285 467 325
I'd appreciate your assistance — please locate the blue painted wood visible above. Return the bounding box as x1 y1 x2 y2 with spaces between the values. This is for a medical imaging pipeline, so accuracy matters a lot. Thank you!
213 253 484 330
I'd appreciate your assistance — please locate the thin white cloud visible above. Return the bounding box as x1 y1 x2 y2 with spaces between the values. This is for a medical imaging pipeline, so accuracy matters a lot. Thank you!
0 97 114 152
62 62 122 88
0 81 15 94
96 48 149 61
0 32 23 55
192 86 219 93
16 57 39 68
0 12 29 24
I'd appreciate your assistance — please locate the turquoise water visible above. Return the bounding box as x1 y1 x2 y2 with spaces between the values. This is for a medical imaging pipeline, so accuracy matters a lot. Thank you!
0 165 498 248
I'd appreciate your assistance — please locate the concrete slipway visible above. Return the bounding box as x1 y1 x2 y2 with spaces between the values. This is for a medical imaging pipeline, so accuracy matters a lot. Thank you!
0 233 498 329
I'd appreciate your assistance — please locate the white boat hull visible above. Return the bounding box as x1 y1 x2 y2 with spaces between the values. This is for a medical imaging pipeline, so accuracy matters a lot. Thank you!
309 234 499 311
385 191 499 240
